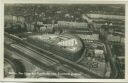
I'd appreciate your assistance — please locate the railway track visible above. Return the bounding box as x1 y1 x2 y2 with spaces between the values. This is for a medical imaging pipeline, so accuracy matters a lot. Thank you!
5 43 81 78
5 32 108 78
5 33 91 78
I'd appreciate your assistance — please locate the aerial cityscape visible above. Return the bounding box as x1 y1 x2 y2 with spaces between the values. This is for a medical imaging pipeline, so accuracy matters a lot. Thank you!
4 4 125 79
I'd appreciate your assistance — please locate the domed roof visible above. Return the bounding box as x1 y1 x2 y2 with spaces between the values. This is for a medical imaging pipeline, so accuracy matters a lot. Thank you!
28 33 83 53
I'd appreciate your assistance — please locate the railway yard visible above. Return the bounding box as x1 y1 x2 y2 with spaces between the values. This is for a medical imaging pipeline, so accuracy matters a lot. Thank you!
4 4 125 79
